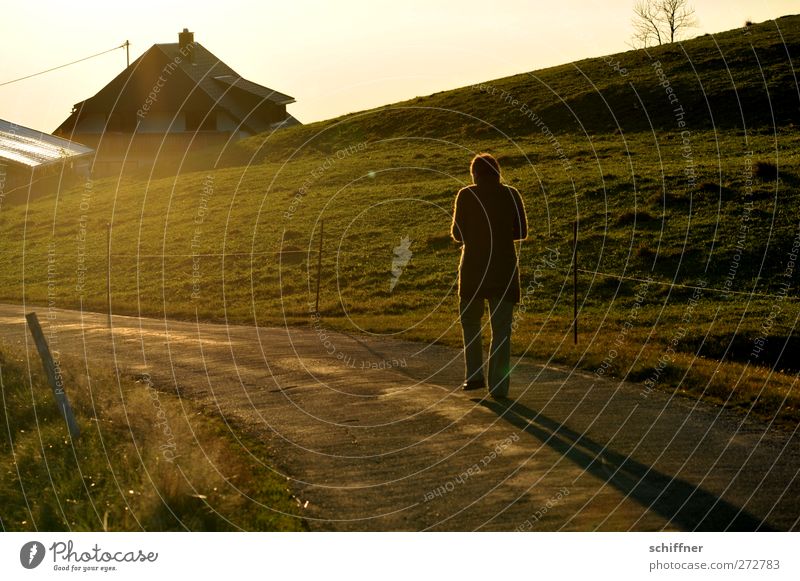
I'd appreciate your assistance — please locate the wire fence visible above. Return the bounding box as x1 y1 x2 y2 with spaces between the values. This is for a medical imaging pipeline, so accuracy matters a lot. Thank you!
575 267 797 301
2 257 796 301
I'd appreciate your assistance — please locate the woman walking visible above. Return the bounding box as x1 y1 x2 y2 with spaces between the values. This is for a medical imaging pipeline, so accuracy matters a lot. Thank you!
451 153 528 399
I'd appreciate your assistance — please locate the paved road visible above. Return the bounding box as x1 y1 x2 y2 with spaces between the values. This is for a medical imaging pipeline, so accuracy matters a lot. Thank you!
1 303 797 531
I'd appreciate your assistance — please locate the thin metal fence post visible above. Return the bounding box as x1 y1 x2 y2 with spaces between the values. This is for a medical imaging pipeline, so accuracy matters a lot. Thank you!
106 222 112 329
315 220 323 315
573 220 578 345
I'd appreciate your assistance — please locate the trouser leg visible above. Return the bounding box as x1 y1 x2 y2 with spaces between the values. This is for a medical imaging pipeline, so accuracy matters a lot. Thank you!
459 296 485 382
487 297 515 397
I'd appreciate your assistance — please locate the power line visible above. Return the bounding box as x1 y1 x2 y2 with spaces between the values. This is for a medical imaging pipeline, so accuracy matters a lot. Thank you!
0 43 127 88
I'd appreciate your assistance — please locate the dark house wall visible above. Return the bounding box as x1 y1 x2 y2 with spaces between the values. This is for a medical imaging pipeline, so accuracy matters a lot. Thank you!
0 160 90 206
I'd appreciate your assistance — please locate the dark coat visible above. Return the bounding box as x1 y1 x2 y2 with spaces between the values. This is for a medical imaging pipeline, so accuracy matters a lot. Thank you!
451 181 528 303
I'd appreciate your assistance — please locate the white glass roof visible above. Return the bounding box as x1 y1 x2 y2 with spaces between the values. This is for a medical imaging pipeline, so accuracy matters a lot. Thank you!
0 119 92 168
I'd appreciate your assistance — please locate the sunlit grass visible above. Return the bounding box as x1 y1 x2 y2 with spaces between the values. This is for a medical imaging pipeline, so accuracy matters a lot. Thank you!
1 16 799 426
0 346 305 531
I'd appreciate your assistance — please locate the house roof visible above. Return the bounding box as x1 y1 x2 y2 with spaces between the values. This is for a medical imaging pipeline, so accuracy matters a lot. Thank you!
1 118 92 168
212 75 295 105
56 38 296 136
159 43 296 136
155 42 295 106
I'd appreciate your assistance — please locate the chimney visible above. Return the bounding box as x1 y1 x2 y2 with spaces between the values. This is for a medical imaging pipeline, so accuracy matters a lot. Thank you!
178 28 195 61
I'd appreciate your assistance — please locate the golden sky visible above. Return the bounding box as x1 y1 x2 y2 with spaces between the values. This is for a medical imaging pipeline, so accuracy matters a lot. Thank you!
0 0 797 133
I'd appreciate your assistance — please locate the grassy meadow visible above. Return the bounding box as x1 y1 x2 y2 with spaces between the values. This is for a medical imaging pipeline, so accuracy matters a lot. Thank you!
1 16 799 424
0 344 305 531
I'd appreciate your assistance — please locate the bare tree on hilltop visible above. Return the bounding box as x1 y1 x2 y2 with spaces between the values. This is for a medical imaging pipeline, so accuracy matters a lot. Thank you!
631 0 698 48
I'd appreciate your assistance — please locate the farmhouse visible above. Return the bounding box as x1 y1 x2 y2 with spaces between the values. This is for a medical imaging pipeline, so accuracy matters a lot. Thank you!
54 29 297 176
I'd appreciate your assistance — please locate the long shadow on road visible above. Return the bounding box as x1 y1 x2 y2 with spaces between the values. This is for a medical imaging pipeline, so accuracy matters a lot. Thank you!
479 398 773 531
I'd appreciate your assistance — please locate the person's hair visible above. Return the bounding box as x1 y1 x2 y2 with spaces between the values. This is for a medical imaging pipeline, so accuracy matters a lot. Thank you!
470 153 501 183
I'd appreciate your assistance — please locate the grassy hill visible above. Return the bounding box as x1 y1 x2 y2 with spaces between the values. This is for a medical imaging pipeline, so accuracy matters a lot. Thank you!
206 13 800 164
2 15 799 423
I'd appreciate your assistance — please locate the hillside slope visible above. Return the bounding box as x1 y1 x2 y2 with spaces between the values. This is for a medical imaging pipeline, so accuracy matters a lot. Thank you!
202 14 800 168
1 15 799 423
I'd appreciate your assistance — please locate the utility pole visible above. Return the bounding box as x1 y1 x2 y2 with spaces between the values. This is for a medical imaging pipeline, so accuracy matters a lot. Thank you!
124 40 130 67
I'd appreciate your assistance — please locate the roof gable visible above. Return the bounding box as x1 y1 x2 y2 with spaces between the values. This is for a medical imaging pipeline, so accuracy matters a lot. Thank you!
154 42 294 106
55 38 295 135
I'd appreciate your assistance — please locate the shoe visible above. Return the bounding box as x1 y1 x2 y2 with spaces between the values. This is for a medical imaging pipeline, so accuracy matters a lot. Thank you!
490 391 510 401
460 379 486 391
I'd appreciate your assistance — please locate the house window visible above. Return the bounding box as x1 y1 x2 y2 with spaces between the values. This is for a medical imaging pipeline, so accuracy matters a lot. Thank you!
185 110 216 131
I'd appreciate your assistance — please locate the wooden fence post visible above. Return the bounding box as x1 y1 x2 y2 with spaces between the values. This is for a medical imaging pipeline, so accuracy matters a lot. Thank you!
25 312 80 439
